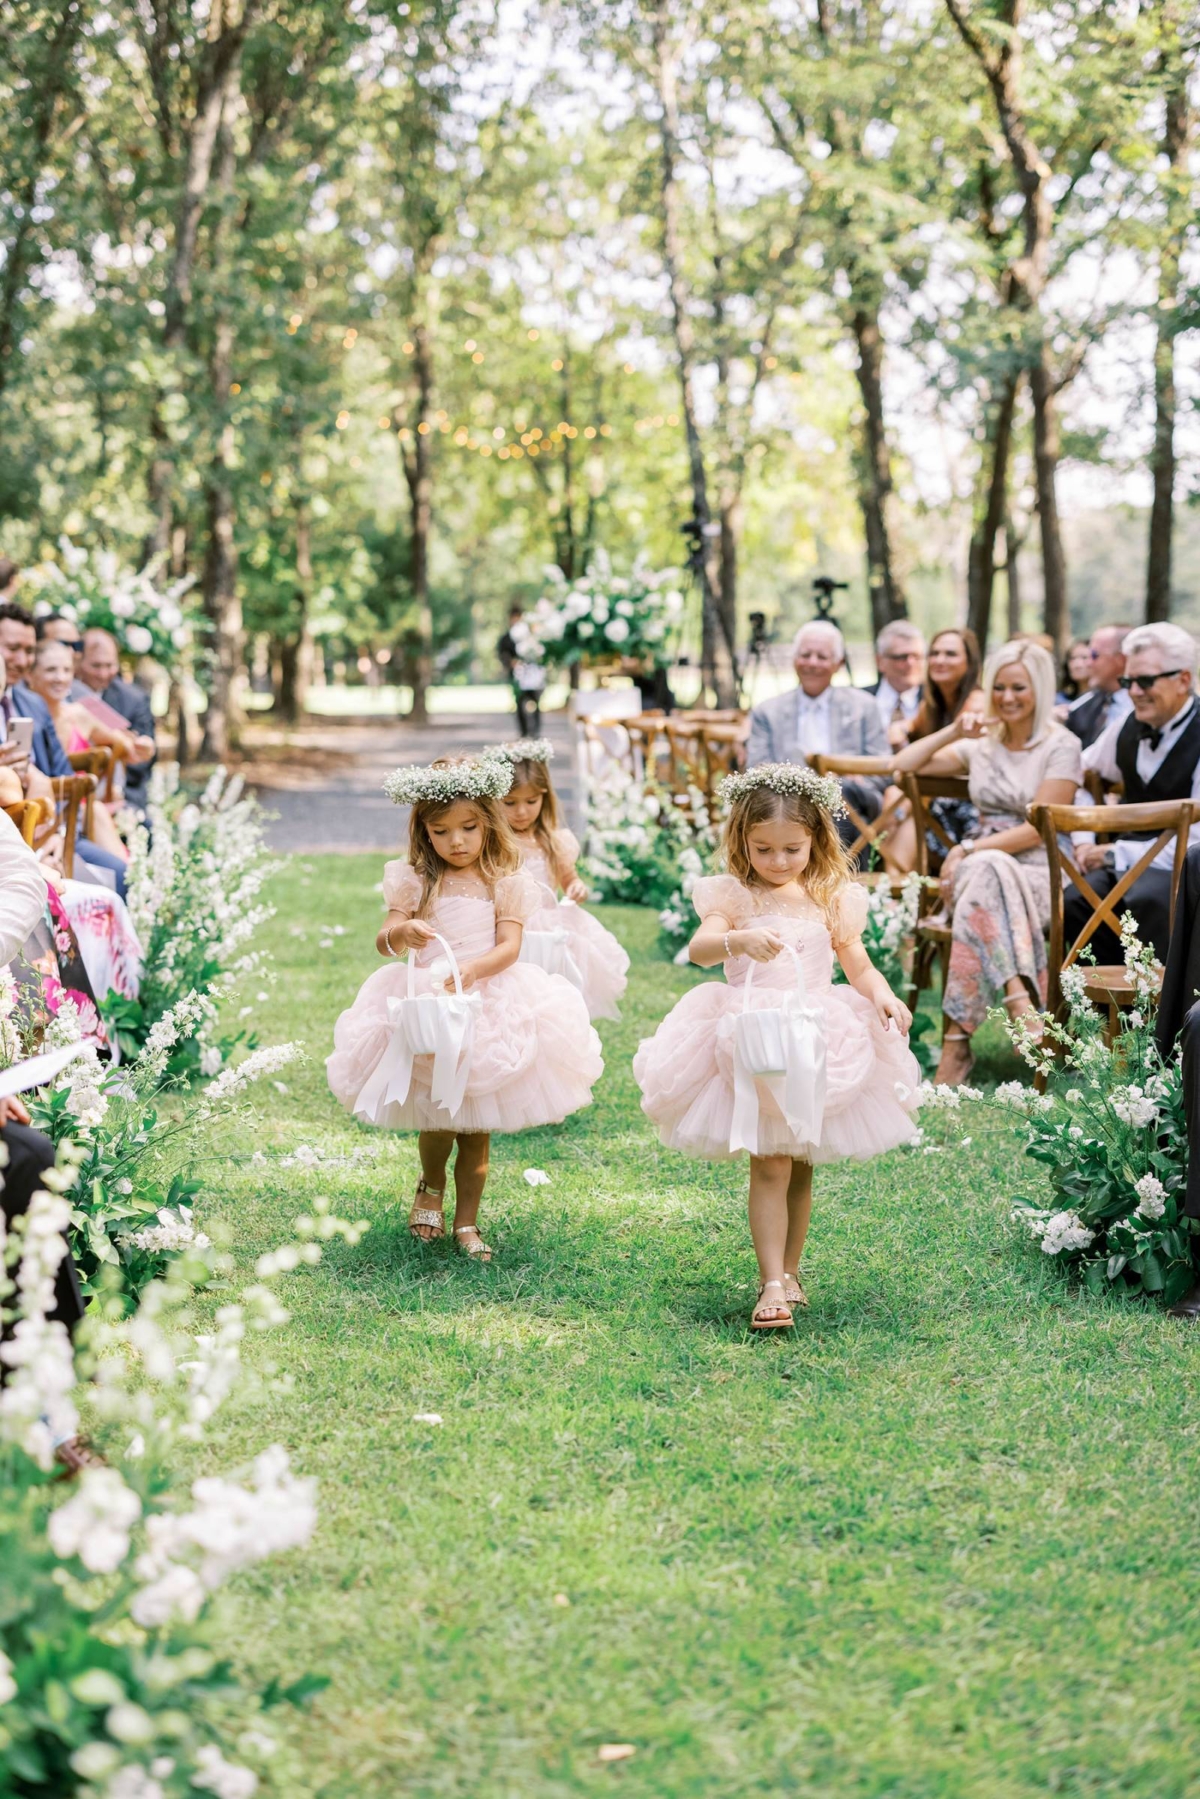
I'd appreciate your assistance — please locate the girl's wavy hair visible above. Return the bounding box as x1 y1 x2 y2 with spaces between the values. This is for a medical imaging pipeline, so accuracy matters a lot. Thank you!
506 755 560 854
722 785 853 923
407 760 521 916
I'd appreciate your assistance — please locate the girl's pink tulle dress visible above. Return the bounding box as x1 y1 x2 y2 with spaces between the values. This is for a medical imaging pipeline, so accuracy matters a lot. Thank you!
517 828 630 1021
633 876 922 1162
327 863 603 1133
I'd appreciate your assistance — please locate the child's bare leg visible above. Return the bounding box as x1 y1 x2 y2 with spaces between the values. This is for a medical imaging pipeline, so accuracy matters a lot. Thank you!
748 1153 792 1322
412 1130 454 1239
784 1160 813 1283
451 1131 491 1256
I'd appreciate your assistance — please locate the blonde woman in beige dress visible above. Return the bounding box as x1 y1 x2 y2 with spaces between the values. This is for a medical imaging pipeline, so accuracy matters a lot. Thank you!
892 639 1083 1085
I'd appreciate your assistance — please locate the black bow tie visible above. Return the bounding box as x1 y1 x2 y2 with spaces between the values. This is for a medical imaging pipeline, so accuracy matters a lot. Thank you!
1140 721 1164 751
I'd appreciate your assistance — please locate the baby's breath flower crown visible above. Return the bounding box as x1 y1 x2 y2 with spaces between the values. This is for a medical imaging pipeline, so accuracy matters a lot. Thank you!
382 755 513 808
718 762 847 819
485 737 555 765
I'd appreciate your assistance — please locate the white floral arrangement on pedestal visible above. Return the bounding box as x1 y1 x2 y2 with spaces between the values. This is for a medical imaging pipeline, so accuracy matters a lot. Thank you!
511 549 685 670
24 538 194 666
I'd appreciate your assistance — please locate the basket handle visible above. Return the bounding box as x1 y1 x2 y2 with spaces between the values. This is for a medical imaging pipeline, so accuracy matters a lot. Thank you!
408 930 464 998
740 940 806 1012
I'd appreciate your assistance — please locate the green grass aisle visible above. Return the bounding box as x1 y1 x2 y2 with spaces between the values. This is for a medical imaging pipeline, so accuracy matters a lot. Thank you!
199 855 1200 1798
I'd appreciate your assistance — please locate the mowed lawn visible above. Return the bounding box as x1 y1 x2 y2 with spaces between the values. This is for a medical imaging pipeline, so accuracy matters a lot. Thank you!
196 854 1200 1798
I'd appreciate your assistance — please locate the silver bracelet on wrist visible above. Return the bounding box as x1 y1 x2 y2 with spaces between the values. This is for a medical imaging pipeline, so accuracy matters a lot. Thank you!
724 930 734 959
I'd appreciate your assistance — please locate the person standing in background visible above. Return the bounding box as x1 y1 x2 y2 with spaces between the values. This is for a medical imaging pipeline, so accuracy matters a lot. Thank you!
496 605 545 738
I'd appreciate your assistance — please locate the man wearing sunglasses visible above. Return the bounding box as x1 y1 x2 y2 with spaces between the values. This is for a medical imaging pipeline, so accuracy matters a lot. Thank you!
1068 622 1200 962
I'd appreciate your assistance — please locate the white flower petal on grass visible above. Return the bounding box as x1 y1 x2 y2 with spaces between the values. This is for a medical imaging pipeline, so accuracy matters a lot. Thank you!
413 1412 443 1426
524 1168 551 1187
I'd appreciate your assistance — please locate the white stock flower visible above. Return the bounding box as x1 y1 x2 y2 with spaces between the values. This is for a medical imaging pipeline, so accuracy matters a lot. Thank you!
202 1042 302 1105
1111 1085 1160 1129
1039 1211 1094 1257
130 1561 207 1628
0 1648 16 1705
48 1467 142 1573
191 1745 258 1799
105 1767 165 1799
120 1207 212 1257
199 1045 223 1076
1134 1173 1167 1220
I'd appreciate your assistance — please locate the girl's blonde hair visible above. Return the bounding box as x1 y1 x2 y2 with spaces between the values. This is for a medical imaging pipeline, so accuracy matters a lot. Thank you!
723 786 853 922
981 639 1057 744
507 755 560 854
407 761 521 916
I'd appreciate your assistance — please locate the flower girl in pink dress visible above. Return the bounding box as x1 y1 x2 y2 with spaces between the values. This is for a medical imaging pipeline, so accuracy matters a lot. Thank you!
326 756 603 1261
633 765 922 1329
490 738 629 1020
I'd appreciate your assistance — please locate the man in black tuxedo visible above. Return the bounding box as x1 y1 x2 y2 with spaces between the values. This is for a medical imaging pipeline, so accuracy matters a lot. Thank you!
1064 625 1132 749
1156 844 1200 1318
1067 623 1200 963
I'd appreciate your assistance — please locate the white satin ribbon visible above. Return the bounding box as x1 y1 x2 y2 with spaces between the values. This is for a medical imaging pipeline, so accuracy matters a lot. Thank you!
519 912 586 993
353 931 479 1124
728 944 827 1155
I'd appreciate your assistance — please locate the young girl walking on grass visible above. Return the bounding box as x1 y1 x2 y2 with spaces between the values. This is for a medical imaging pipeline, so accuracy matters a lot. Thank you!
633 765 922 1329
490 737 630 1020
326 755 603 1262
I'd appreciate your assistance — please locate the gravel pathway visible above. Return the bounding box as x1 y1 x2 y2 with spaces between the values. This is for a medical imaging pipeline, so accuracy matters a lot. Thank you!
244 713 578 855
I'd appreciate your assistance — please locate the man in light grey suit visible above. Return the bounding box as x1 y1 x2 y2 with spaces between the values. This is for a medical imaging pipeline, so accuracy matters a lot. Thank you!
746 620 889 845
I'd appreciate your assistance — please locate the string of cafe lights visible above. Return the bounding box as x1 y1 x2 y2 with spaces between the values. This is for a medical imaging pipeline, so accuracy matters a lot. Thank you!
247 308 787 462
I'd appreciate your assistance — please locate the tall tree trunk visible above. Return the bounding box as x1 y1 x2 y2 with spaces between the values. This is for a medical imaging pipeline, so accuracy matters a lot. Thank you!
966 371 1018 650
1005 514 1023 637
278 497 315 723
1146 57 1192 622
401 313 435 726
199 314 241 760
850 303 907 634
652 3 736 706
1030 355 1067 651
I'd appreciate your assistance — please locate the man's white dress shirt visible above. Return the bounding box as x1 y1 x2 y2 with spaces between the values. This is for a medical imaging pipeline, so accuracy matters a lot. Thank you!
1082 697 1200 873
795 688 833 757
874 680 922 731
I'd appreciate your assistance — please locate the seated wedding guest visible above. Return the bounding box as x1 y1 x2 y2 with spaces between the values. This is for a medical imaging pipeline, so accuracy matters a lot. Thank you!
1062 625 1132 748
747 621 888 844
27 638 145 864
882 626 984 875
892 639 1082 1084
77 628 157 809
1059 637 1091 706
1070 623 1200 963
0 605 128 897
871 621 926 750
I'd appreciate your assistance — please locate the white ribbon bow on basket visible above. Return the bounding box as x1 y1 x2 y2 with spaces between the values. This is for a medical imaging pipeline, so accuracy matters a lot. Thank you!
354 932 479 1125
729 943 827 1156
519 900 585 993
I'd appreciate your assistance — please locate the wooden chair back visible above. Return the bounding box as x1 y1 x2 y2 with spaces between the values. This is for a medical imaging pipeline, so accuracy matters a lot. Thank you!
809 753 905 869
2 800 42 847
50 773 98 879
68 745 116 805
662 720 708 796
899 771 973 878
698 722 743 792
1029 797 1194 1026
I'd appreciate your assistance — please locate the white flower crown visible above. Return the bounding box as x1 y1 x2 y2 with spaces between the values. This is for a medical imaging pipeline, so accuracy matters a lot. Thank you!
718 762 847 818
486 737 555 766
382 755 513 808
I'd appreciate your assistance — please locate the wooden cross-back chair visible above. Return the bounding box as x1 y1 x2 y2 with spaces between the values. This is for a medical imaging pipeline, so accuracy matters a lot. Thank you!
697 722 743 793
2 799 44 847
899 770 973 1006
50 772 98 878
1029 797 1194 1038
663 719 708 796
808 754 906 882
68 745 117 806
